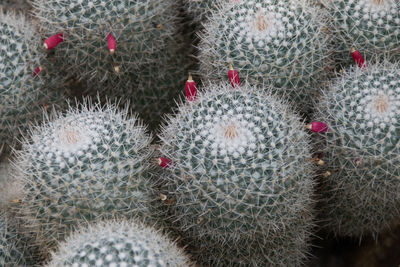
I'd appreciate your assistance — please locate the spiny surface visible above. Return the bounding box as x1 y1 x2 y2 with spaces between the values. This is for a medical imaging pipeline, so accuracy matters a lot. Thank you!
46 220 193 267
323 0 400 65
33 0 180 83
0 214 25 267
159 82 315 266
12 101 160 255
197 0 332 112
0 11 66 155
314 61 400 238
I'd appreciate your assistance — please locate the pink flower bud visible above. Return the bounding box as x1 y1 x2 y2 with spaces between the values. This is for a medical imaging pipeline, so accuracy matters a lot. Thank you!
351 49 367 69
306 122 329 133
185 74 197 102
107 33 116 55
44 33 64 50
158 157 172 168
228 63 240 88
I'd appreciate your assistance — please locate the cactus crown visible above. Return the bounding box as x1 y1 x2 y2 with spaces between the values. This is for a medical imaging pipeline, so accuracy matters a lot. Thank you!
46 220 193 267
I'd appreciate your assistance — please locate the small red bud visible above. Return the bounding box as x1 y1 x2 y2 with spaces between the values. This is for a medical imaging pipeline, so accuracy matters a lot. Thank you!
32 66 43 77
44 33 64 50
351 48 367 69
306 122 329 133
158 157 172 168
185 73 197 102
107 33 116 55
228 63 240 88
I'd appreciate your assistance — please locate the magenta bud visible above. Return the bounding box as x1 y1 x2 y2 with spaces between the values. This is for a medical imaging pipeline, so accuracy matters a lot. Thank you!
306 122 328 133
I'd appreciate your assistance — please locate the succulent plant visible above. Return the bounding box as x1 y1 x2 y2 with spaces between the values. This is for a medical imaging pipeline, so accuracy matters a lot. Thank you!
313 60 400 239
323 0 400 65
12 100 162 256
197 0 332 112
33 0 181 84
46 219 193 267
0 214 25 267
86 39 191 131
0 0 31 12
0 11 66 156
159 81 315 265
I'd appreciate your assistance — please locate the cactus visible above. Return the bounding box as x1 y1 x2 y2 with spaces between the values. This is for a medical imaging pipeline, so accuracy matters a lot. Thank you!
46 219 193 267
32 0 180 84
184 0 239 27
313 61 400 238
0 11 66 156
159 81 315 265
85 39 191 131
197 0 332 112
0 0 31 12
322 0 400 65
11 100 163 257
0 214 26 267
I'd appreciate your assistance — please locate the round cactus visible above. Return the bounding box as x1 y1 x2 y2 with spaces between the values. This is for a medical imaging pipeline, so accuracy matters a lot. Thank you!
313 61 400 238
32 0 180 84
12 100 162 255
197 0 332 112
159 82 315 265
46 220 193 267
323 0 400 65
0 11 66 155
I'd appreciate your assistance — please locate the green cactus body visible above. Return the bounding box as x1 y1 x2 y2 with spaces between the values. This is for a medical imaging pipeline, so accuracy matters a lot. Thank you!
184 0 238 26
46 220 193 267
0 0 31 12
0 214 25 267
197 0 332 112
159 82 315 265
324 0 400 65
0 11 66 155
33 0 180 83
12 101 161 254
314 61 400 238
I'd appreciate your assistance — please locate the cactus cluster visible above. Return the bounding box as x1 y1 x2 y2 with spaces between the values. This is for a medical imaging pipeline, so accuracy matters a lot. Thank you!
33 0 180 83
46 220 193 267
12 101 161 254
197 0 332 112
159 82 315 265
323 0 400 65
0 11 65 155
313 61 400 238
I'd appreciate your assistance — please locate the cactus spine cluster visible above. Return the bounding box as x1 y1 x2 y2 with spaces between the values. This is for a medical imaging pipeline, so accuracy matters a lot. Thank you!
197 0 332 112
159 81 315 265
12 101 161 255
0 214 26 267
33 0 180 83
313 61 400 238
323 0 400 65
0 11 65 155
46 220 193 267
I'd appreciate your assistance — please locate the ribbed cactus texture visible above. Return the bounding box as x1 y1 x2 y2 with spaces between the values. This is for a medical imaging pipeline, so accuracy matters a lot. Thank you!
159 82 315 265
197 0 331 112
46 220 193 267
0 11 65 155
33 0 180 83
12 101 160 255
184 0 238 26
323 0 400 65
92 40 190 131
0 214 25 267
313 61 400 238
